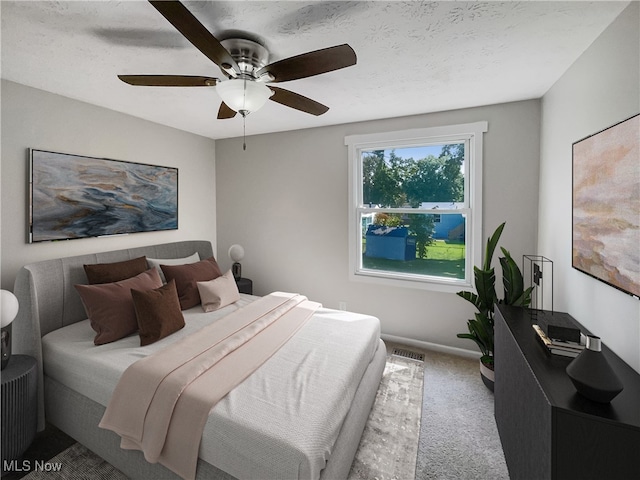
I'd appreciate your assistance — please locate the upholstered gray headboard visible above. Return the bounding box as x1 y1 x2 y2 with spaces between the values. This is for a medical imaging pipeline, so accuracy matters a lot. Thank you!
12 240 214 430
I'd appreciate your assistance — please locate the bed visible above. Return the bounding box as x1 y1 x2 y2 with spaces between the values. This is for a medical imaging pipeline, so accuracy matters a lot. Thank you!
12 240 386 480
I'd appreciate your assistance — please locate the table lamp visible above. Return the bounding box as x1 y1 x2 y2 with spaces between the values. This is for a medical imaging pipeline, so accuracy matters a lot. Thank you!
1 289 20 369
228 244 245 281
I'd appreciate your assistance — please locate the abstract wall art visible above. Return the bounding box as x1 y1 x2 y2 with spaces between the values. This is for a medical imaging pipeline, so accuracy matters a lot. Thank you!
29 149 178 243
572 114 639 299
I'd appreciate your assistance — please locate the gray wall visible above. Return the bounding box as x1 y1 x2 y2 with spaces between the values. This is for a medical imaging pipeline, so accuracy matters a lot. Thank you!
1 80 217 290
216 99 541 354
538 3 640 372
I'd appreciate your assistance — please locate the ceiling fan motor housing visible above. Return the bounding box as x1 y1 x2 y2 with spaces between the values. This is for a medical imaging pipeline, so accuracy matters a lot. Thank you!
220 38 270 79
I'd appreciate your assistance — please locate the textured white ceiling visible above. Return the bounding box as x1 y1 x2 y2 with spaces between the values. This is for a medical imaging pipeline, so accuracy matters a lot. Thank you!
1 1 630 140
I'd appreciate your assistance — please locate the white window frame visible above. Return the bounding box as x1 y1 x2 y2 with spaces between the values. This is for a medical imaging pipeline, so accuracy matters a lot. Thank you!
345 121 488 293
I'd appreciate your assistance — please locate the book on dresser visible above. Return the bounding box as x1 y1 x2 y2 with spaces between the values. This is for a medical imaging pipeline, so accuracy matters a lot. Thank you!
532 324 585 358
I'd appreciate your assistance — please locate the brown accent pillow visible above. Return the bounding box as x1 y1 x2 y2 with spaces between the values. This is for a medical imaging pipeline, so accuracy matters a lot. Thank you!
75 268 163 345
84 256 148 284
161 257 223 310
131 280 185 346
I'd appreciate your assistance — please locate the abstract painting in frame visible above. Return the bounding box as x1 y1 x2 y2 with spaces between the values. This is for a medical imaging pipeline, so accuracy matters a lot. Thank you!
572 114 640 299
29 149 178 243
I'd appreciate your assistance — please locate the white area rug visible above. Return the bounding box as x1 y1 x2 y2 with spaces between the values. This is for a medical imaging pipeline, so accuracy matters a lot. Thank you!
348 353 425 480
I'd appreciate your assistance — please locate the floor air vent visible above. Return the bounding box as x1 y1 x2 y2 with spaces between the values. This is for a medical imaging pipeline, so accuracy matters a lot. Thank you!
392 348 425 362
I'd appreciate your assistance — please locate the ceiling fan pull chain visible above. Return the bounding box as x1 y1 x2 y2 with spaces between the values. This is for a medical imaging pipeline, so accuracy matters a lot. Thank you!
242 78 247 150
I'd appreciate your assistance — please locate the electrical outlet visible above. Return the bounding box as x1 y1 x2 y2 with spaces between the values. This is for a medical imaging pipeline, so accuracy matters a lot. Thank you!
338 302 347 311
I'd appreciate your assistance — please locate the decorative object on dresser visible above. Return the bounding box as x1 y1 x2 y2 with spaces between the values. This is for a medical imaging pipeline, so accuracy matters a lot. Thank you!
228 244 245 280
566 335 624 403
456 222 533 391
522 255 553 312
1 355 38 471
532 324 585 358
1 289 20 369
536 305 582 345
29 149 178 243
495 305 640 480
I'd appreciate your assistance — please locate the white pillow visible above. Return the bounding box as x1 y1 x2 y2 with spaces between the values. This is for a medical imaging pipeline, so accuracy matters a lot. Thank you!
197 270 240 312
147 252 200 283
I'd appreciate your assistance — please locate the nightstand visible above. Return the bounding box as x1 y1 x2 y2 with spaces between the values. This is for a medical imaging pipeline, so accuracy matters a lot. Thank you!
1 355 38 466
236 278 253 295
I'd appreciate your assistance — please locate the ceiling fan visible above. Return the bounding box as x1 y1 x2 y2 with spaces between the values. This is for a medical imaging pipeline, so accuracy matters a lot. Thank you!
118 0 357 120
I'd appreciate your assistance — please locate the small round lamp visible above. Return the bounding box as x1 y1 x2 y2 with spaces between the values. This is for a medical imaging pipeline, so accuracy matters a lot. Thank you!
228 244 245 281
1 289 20 369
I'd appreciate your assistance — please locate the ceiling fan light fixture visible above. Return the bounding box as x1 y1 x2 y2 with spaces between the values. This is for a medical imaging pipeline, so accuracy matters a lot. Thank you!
216 79 272 116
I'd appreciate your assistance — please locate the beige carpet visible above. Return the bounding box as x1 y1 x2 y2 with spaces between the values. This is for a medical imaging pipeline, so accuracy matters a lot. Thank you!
415 350 509 480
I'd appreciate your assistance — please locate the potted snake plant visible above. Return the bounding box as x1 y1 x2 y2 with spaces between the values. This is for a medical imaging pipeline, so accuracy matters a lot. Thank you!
457 222 533 391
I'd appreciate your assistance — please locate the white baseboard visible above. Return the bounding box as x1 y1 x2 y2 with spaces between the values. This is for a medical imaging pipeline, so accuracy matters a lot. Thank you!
381 333 481 360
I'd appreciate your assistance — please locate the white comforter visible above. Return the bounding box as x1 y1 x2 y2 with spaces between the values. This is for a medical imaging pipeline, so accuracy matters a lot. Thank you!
42 294 381 479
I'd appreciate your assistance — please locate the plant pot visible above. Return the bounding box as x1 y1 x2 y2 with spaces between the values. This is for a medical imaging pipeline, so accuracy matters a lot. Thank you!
480 360 494 392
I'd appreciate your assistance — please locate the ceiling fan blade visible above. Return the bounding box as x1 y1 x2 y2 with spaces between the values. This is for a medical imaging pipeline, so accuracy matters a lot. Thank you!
118 75 218 87
148 0 239 74
257 44 356 83
217 102 237 119
268 86 329 116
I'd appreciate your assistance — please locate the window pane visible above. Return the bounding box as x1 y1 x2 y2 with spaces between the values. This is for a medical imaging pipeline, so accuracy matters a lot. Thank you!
347 121 486 290
361 143 465 207
361 212 466 280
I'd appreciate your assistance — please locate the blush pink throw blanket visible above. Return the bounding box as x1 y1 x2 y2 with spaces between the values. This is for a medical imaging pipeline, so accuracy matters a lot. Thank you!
99 292 320 479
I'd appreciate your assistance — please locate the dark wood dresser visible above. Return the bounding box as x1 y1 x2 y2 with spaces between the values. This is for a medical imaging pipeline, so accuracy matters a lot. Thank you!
494 305 640 480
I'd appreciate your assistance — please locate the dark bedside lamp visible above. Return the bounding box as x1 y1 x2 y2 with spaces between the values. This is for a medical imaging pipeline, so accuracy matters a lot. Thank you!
1 289 19 370
228 244 245 281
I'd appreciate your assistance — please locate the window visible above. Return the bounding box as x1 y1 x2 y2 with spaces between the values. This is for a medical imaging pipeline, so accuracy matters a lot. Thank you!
345 122 487 292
